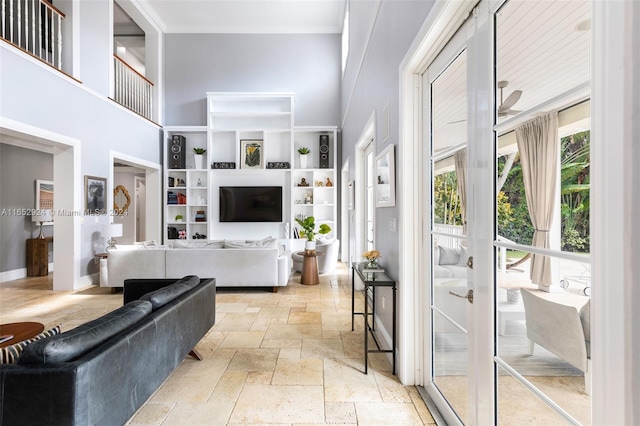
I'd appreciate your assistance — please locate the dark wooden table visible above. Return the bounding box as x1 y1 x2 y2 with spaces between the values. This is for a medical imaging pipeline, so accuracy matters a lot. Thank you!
0 322 45 348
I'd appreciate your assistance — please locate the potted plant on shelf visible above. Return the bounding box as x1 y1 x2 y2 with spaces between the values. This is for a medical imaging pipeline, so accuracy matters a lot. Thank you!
193 147 206 169
174 214 183 223
297 147 310 169
295 216 331 251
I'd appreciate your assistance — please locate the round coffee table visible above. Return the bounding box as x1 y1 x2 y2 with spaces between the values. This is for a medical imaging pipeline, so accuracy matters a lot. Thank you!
0 322 45 348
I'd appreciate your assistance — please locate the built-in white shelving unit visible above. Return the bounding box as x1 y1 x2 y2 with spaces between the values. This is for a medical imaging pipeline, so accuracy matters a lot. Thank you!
162 94 338 245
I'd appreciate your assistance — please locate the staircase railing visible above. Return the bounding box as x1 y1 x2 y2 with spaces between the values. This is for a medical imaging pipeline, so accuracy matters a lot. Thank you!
114 54 153 120
1 0 64 69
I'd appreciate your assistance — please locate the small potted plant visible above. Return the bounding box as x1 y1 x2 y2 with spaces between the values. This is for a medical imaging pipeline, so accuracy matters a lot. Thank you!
297 146 310 169
295 216 330 251
193 147 206 169
174 214 183 223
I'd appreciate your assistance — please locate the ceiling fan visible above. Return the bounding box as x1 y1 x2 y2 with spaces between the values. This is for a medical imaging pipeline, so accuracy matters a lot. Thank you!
497 80 523 117
447 80 523 124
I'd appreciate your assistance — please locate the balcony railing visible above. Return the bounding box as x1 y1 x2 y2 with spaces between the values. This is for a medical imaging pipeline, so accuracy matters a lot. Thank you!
1 0 64 69
114 54 153 120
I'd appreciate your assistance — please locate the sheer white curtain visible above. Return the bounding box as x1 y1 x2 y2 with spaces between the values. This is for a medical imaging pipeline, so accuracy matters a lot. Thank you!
515 112 559 286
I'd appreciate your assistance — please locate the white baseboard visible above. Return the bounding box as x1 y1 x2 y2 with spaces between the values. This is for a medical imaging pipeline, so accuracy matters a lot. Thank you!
0 268 27 283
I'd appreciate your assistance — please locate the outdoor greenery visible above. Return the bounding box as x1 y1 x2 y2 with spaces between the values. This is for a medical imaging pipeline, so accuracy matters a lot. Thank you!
435 130 590 254
560 130 590 252
497 130 590 253
433 171 462 225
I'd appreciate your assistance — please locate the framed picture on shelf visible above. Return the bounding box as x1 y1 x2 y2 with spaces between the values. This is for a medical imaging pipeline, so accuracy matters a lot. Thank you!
85 175 107 214
375 144 396 207
240 139 264 169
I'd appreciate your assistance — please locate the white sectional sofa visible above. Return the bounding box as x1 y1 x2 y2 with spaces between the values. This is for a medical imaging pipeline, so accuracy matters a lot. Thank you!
103 237 291 291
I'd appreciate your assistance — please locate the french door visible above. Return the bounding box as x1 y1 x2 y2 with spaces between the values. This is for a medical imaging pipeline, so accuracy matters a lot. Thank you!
419 0 592 424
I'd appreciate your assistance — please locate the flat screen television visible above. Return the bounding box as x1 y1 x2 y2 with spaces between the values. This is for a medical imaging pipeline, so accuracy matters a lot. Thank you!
219 186 283 223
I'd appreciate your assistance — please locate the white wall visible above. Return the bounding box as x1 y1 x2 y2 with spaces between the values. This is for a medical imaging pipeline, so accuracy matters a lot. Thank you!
340 0 434 339
1 33 160 283
163 34 341 127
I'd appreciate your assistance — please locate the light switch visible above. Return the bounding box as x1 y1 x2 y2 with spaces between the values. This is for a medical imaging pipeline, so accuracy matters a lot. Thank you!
389 218 397 232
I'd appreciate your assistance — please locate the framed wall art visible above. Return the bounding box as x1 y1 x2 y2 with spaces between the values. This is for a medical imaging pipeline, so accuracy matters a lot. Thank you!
375 144 396 207
35 180 54 224
240 139 264 169
85 175 107 213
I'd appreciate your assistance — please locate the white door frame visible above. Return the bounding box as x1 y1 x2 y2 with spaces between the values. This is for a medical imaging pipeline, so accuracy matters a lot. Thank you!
0 117 81 291
354 111 376 265
109 151 161 243
341 160 350 263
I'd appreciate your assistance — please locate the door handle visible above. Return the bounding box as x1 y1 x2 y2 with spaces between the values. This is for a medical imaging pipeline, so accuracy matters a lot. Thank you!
466 256 473 269
449 289 474 304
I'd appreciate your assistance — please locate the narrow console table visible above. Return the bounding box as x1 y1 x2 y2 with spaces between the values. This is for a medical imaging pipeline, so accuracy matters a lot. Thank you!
351 263 396 374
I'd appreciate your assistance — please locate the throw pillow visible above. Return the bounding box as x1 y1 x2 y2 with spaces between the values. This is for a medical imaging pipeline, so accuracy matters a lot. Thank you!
245 236 276 248
457 246 468 267
18 301 151 365
173 240 224 249
134 240 158 247
438 246 461 265
224 240 251 248
0 324 62 364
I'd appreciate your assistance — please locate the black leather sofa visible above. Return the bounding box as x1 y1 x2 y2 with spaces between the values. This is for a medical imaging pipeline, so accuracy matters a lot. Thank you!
0 276 215 426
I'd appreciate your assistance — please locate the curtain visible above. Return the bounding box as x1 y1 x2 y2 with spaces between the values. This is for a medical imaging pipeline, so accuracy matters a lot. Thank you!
454 148 467 234
515 112 559 285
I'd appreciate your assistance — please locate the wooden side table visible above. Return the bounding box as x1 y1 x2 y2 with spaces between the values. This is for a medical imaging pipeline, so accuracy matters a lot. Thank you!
298 250 323 286
26 238 49 277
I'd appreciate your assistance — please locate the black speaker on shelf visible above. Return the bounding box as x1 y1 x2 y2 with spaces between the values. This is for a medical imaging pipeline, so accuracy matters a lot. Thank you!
169 135 186 169
319 134 330 168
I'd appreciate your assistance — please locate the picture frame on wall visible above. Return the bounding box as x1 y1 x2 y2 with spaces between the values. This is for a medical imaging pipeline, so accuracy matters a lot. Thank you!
240 139 264 169
85 175 107 214
35 180 54 224
375 144 396 207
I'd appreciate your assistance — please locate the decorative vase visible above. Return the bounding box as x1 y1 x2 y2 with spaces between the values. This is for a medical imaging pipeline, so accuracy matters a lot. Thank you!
305 240 316 251
194 154 204 170
299 154 308 169
365 259 379 270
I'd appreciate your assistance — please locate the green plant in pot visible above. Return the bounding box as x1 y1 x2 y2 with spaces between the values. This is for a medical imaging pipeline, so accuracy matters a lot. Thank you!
193 148 206 169
295 216 330 251
297 147 310 169
174 214 183 222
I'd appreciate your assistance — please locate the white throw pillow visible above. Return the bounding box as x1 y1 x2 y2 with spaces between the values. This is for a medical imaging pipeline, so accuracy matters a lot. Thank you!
134 240 158 247
438 246 461 265
457 246 467 266
172 240 224 249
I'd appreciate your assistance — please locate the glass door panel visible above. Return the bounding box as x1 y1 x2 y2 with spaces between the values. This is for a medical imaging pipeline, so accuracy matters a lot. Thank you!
494 0 591 423
430 48 468 424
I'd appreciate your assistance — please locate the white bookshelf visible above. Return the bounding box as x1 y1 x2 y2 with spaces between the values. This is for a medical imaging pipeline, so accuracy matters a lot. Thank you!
163 94 338 245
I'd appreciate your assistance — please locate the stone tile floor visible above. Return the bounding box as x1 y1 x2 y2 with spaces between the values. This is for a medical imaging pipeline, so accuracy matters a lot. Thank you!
0 264 435 425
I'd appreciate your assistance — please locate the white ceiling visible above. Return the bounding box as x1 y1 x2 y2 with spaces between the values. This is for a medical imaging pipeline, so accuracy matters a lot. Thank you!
135 0 346 34
432 0 590 155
